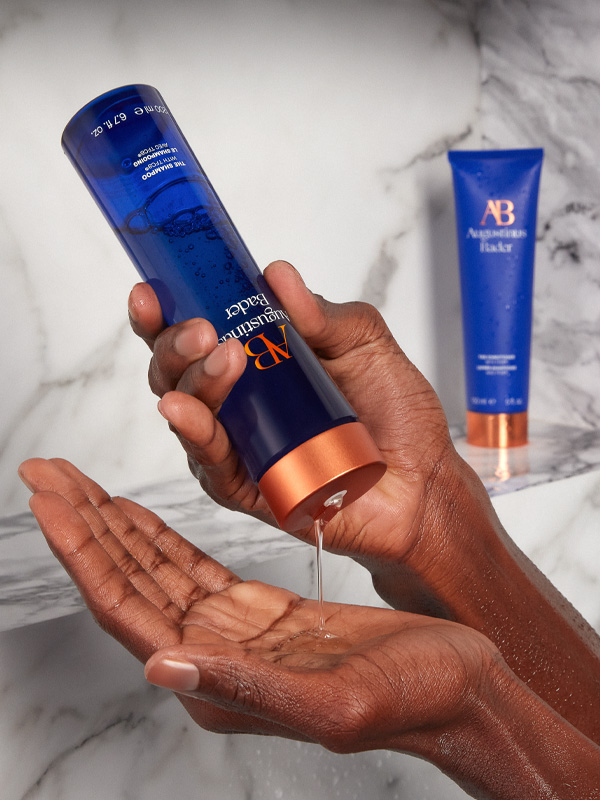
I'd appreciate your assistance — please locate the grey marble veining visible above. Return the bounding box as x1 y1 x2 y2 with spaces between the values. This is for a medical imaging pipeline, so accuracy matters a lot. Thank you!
0 613 470 800
1 1 600 798
478 0 600 430
4 419 600 634
3 0 598 514
0 481 303 633
2 466 599 800
0 0 474 516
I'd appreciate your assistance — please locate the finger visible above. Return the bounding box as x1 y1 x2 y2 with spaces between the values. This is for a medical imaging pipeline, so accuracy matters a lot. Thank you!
144 641 343 746
21 459 190 619
128 282 165 349
146 641 315 741
263 260 391 361
155 393 270 519
50 459 243 600
157 391 236 470
264 261 447 464
112 496 241 594
263 261 327 342
145 639 315 740
175 337 247 415
29 490 180 662
21 458 213 613
148 317 218 397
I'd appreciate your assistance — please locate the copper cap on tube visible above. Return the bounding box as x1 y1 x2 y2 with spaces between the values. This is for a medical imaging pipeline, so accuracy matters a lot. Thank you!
466 411 528 448
258 422 386 531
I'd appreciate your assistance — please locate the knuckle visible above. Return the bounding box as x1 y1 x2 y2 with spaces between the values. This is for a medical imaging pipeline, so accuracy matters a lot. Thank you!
311 684 376 754
320 703 372 754
327 300 393 361
147 327 184 395
148 356 167 396
347 300 388 339
176 360 205 399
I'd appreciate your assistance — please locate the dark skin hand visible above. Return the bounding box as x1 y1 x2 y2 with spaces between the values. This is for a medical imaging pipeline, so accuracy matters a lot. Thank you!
128 259 452 571
128 260 600 745
19 457 600 799
18 457 496 744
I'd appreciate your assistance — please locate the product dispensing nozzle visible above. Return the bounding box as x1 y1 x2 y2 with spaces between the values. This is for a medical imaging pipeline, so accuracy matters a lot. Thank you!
258 421 386 531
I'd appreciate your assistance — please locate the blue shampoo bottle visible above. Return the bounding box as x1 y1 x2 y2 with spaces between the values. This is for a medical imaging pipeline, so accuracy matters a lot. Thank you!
62 85 385 530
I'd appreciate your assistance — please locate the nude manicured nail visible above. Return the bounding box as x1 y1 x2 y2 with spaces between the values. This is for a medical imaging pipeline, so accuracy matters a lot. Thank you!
145 658 200 692
17 466 34 492
286 262 305 284
204 344 229 377
157 399 168 420
174 325 204 357
127 303 139 324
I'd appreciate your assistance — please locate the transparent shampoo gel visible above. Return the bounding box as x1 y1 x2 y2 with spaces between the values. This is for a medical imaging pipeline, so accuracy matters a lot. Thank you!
62 84 385 530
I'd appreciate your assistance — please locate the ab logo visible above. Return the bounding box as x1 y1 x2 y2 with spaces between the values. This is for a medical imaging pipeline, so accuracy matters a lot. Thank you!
480 199 515 226
244 325 292 370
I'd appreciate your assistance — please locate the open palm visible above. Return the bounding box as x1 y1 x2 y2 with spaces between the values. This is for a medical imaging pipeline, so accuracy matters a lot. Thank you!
21 457 497 753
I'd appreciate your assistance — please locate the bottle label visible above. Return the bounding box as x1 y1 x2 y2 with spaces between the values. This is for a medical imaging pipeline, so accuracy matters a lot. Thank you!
219 291 290 347
244 325 292 370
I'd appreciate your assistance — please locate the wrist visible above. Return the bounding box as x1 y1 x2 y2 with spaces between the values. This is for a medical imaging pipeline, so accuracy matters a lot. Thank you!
369 444 504 618
370 443 600 744
413 654 600 800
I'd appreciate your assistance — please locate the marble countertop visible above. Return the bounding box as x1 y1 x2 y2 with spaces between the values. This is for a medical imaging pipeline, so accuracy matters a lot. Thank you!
3 420 599 634
453 419 600 495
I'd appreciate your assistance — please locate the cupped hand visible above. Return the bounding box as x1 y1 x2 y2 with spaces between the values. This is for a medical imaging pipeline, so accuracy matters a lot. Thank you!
19 457 499 754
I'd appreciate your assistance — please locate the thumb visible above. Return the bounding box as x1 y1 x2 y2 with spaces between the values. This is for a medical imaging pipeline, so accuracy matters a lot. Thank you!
263 260 392 361
144 643 321 728
145 642 375 753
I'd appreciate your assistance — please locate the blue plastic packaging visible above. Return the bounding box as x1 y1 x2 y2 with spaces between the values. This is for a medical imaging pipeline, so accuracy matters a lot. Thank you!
62 85 385 528
448 149 543 447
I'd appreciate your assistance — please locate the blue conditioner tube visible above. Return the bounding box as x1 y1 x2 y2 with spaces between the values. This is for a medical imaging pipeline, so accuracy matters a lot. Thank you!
448 149 543 447
62 85 385 529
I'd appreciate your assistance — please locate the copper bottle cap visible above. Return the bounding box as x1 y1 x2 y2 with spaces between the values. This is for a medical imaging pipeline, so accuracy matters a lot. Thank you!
466 411 528 448
258 422 387 531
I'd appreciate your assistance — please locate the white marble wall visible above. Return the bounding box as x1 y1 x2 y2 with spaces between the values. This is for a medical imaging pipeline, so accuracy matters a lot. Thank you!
479 0 600 429
0 0 468 515
4 0 599 520
1 1 600 798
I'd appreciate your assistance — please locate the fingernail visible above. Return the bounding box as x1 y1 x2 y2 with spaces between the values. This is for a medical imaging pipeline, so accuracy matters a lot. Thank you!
203 344 229 377
145 657 200 692
17 468 34 492
127 292 139 323
286 262 305 284
17 462 33 492
174 324 203 357
157 398 180 432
